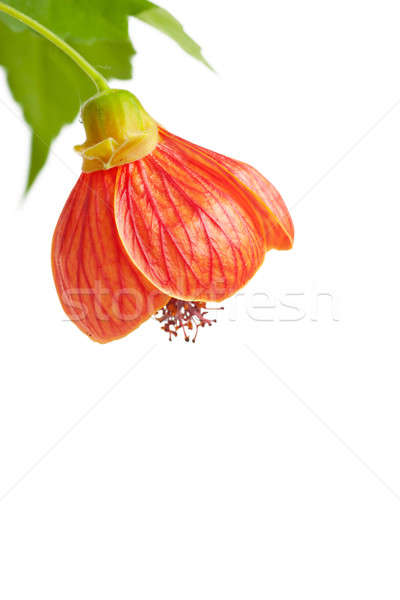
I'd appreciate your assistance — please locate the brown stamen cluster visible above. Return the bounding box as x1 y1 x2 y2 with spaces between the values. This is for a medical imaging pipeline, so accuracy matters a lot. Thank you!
156 298 224 342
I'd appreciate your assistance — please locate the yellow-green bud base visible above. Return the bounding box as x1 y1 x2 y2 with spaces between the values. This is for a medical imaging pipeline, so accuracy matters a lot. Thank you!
75 89 158 172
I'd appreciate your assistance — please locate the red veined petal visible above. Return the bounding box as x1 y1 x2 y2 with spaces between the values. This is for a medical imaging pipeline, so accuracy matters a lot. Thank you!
52 170 168 343
114 129 287 302
162 130 294 250
205 157 293 249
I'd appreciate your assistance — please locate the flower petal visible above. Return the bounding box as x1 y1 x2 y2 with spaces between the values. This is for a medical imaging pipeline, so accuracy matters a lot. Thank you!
187 144 294 250
114 129 290 301
52 170 168 343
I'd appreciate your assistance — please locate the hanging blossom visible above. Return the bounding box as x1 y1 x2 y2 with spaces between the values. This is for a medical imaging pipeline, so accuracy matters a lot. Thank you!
52 90 294 343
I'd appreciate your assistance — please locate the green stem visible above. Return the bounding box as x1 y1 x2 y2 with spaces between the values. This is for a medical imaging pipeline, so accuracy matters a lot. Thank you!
0 1 109 92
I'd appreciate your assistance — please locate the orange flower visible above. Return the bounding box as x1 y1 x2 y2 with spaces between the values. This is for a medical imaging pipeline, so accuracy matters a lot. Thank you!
52 90 294 343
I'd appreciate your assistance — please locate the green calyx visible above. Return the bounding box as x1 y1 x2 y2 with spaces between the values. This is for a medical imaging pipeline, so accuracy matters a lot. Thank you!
75 89 159 172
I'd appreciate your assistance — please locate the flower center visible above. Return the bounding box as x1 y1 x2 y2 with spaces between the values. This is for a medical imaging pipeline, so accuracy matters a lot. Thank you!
156 299 224 343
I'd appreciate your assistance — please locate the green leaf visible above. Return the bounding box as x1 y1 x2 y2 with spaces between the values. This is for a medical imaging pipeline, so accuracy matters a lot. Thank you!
0 0 209 192
127 1 212 69
0 20 133 192
0 0 130 41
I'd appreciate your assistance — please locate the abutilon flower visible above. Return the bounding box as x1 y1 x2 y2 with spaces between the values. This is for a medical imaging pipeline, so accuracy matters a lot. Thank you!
52 90 294 343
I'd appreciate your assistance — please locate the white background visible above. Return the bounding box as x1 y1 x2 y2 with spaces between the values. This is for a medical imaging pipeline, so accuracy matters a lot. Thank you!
0 0 399 597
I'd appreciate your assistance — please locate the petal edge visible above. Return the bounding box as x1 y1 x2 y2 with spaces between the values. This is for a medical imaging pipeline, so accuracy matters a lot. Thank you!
52 170 168 343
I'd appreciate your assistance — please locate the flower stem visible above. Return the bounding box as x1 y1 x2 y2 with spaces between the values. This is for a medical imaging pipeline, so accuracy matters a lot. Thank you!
0 1 110 92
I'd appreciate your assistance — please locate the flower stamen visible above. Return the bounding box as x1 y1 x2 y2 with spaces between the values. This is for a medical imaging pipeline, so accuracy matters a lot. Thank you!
156 298 224 343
